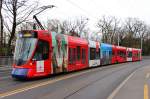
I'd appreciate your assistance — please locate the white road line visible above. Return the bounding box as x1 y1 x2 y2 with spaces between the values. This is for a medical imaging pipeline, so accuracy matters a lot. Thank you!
146 73 150 79
107 69 138 99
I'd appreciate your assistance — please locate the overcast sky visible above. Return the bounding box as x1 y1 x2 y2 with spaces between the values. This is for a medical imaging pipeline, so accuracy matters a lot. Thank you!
38 0 150 30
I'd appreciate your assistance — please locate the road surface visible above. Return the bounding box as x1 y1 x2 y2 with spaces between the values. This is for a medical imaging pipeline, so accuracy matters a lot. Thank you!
0 58 150 99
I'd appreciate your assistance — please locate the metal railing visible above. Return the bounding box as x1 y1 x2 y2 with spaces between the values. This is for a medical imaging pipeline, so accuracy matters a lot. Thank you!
0 56 13 66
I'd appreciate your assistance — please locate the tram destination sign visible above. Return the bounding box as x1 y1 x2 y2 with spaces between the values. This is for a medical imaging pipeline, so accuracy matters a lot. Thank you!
18 30 38 38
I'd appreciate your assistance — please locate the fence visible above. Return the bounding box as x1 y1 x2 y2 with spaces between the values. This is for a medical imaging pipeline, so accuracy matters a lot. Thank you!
0 56 13 66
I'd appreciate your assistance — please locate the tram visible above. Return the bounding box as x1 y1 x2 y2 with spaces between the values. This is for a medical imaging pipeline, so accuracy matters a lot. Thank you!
11 30 142 79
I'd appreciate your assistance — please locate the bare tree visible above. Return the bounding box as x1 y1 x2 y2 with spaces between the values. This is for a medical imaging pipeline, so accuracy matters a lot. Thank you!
133 19 147 49
89 32 102 42
3 0 38 54
145 26 150 40
47 19 79 36
123 18 147 48
47 19 62 33
124 18 135 37
75 17 89 37
47 17 89 38
97 16 120 44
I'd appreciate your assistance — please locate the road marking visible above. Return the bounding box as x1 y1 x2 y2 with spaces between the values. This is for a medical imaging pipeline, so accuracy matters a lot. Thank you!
146 73 150 79
0 69 94 98
107 70 137 99
144 84 149 99
0 76 11 80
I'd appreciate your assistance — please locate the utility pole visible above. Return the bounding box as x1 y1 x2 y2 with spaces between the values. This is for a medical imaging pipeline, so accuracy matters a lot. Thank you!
117 32 119 46
141 37 143 50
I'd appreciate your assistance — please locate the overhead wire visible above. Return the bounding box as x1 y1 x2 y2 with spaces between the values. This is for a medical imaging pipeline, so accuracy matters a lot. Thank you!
65 0 98 19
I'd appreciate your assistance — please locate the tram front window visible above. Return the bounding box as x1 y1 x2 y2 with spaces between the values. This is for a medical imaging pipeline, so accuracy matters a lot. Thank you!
14 38 37 66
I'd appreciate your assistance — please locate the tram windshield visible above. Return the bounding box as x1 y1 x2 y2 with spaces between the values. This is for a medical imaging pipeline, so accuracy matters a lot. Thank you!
14 38 37 66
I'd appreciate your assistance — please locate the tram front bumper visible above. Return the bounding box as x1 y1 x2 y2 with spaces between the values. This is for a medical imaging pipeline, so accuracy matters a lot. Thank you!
11 68 28 79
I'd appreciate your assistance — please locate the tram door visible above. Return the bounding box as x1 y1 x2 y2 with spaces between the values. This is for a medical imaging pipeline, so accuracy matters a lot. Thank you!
68 46 76 71
33 40 50 73
76 46 81 65
76 46 87 70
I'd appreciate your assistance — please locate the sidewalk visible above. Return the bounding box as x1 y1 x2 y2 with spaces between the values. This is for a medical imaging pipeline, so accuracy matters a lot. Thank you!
108 65 150 99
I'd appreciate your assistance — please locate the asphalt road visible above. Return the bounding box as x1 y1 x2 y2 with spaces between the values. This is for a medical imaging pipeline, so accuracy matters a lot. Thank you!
0 58 150 99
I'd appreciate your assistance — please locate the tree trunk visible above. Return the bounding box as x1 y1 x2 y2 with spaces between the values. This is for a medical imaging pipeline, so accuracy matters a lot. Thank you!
7 17 16 55
7 0 17 55
0 0 3 46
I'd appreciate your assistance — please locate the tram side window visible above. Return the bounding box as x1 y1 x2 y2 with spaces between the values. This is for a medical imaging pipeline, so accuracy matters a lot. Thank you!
112 50 115 56
109 51 112 58
128 52 132 57
69 48 76 64
119 51 125 58
138 52 141 58
96 48 100 59
69 48 72 64
90 48 96 60
123 51 126 58
119 51 122 57
82 49 86 64
102 51 107 59
33 40 49 61
77 46 81 61
73 48 76 64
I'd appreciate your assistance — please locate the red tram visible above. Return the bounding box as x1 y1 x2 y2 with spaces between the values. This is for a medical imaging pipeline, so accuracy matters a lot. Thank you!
112 45 127 64
67 36 88 71
132 48 142 61
12 30 89 78
11 30 142 79
116 46 127 63
127 48 133 62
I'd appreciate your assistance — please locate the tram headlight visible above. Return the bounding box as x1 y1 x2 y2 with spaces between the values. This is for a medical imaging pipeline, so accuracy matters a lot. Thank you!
19 34 23 38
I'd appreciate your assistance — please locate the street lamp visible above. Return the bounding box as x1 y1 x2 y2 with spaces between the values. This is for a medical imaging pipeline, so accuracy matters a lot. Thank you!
141 37 143 50
33 5 55 30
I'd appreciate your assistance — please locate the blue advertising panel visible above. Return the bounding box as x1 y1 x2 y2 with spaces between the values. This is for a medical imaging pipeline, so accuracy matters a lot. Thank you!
100 43 112 65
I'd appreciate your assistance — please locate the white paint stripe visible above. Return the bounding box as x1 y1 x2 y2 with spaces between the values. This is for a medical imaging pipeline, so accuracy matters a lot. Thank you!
146 73 150 79
107 69 137 99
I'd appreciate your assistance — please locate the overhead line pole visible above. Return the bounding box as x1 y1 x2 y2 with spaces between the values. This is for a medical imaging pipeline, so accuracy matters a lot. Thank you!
33 5 55 30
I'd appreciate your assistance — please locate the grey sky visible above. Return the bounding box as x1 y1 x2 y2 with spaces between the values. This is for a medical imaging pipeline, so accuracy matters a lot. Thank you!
38 0 150 30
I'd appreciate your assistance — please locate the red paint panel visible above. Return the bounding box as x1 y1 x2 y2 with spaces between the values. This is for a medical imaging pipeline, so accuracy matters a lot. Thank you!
132 48 141 61
112 45 127 64
112 45 117 64
67 36 88 72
